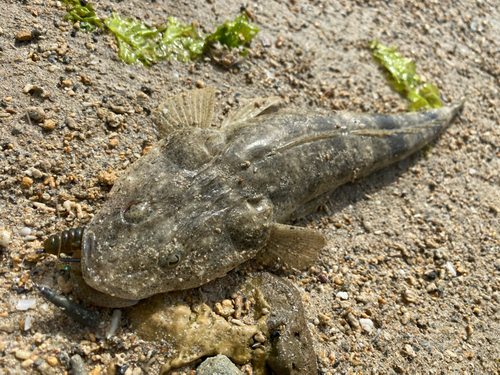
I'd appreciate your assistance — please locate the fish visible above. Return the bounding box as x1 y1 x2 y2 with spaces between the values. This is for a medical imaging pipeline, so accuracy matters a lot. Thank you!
75 87 463 306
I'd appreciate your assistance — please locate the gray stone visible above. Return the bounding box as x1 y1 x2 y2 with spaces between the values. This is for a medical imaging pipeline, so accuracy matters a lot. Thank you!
196 355 243 375
70 354 86 375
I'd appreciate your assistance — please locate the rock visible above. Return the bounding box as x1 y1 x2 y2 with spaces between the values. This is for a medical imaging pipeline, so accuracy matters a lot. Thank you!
81 75 92 85
16 30 32 41
129 272 316 375
31 28 42 39
42 119 56 130
402 289 417 303
65 116 78 129
21 176 33 188
70 354 86 375
345 312 359 329
214 299 234 318
359 318 374 332
336 291 349 300
21 359 34 369
15 350 31 360
46 357 58 367
109 138 118 148
196 80 205 88
107 112 124 127
0 228 11 247
98 171 118 186
110 104 126 114
402 344 416 358
355 293 372 304
27 106 45 122
61 79 72 87
196 355 243 375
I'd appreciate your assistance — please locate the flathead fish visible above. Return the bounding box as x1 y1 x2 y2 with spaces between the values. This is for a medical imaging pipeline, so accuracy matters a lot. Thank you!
76 88 462 306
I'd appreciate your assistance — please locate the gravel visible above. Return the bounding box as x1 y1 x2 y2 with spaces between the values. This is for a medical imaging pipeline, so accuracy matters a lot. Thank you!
1 0 500 373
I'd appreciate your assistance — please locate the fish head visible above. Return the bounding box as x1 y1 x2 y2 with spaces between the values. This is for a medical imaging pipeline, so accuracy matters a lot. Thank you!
81 128 273 301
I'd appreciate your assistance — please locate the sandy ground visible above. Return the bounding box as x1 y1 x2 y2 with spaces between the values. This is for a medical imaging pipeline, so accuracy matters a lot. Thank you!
1 0 500 373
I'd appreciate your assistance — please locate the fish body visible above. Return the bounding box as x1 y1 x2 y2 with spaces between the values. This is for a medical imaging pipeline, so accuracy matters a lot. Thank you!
80 88 463 304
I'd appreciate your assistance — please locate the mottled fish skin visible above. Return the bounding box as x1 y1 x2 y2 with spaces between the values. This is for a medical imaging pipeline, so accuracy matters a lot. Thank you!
81 94 463 303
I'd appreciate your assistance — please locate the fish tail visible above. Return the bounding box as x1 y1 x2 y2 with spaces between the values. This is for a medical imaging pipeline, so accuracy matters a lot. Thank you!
349 101 464 173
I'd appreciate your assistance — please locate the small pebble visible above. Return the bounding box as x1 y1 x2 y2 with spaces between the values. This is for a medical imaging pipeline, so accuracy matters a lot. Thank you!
21 359 34 369
445 262 457 277
317 272 328 283
42 119 56 130
107 112 124 128
15 350 31 360
24 315 34 330
0 228 11 247
47 357 58 367
70 355 87 375
337 291 349 300
196 355 243 375
31 28 42 39
196 80 205 88
402 289 417 303
109 138 119 148
16 30 32 41
66 116 78 129
359 318 374 332
254 332 266 343
21 176 33 189
16 299 36 311
27 106 45 122
18 227 31 236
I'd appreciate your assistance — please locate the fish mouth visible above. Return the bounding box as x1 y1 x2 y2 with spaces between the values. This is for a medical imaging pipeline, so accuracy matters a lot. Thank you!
81 229 141 301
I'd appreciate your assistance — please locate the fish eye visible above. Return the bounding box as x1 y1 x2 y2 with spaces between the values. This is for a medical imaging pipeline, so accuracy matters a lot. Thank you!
159 250 182 269
123 201 152 224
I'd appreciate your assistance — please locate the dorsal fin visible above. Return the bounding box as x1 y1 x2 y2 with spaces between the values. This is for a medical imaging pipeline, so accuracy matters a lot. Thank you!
221 96 282 129
152 87 215 138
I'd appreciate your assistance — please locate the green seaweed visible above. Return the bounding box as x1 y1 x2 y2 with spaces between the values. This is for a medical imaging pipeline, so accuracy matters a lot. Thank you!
104 15 207 65
207 12 260 51
60 5 259 66
160 17 206 61
63 0 102 33
369 41 442 111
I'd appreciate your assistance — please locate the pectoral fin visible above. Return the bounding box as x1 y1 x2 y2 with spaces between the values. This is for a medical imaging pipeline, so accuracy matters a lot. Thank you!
257 223 326 270
152 87 215 138
221 96 281 128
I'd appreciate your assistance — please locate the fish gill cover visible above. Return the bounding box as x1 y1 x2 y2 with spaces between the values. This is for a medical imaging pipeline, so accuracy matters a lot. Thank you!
369 41 443 111
61 1 259 66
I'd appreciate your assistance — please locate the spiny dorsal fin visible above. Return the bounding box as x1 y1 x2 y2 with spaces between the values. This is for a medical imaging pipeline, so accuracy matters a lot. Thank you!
152 87 215 138
256 223 326 270
221 96 281 129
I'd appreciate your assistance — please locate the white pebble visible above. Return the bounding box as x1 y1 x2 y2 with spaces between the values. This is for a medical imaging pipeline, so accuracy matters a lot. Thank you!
445 262 457 277
24 316 34 330
17 227 31 236
336 291 349 300
0 228 11 247
16 299 36 311
106 309 122 339
359 318 374 332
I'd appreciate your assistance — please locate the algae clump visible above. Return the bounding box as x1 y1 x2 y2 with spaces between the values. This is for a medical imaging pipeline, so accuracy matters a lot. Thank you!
207 12 260 54
370 41 442 111
104 15 206 66
62 0 102 33
61 3 259 66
